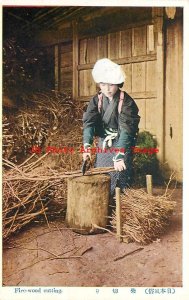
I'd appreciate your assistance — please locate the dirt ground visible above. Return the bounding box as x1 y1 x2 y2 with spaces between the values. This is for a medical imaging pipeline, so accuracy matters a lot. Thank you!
3 188 182 287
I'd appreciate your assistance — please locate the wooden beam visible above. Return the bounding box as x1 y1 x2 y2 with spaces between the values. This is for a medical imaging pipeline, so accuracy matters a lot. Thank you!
76 91 157 103
60 66 72 72
46 7 84 29
34 28 72 47
72 21 79 100
34 12 153 47
7 11 31 24
116 55 157 65
130 91 157 99
79 10 152 40
77 54 157 71
153 8 165 162
29 7 60 24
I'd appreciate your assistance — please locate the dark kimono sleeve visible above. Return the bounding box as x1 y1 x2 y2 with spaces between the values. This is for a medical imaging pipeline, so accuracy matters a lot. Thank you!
83 96 100 146
117 93 140 151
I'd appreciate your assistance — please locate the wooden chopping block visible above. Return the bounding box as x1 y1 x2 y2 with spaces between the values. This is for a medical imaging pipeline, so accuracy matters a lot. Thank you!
66 174 111 234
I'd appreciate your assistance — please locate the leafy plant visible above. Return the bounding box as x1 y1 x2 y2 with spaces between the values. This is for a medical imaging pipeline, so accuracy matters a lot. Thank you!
132 131 164 186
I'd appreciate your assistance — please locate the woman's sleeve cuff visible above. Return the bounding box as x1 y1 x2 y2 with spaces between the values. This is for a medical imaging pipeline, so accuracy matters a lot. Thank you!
113 152 125 162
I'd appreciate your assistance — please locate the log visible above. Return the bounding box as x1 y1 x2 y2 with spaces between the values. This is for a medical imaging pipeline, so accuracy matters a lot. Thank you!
66 174 110 234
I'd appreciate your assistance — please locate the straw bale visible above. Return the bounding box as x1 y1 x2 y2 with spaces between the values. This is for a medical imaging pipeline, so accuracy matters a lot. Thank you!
111 189 176 244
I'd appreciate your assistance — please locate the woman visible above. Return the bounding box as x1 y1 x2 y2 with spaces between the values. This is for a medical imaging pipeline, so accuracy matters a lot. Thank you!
82 58 140 195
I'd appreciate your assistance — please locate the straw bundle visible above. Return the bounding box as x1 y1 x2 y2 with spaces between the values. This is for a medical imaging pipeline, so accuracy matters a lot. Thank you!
2 115 15 160
2 91 86 240
3 91 85 164
111 189 176 244
3 155 56 240
3 177 52 240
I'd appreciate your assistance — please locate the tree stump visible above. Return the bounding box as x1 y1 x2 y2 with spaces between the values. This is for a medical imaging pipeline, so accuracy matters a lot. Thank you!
66 174 110 234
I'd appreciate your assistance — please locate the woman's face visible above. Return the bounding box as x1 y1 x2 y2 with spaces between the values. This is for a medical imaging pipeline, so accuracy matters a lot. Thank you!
99 83 118 99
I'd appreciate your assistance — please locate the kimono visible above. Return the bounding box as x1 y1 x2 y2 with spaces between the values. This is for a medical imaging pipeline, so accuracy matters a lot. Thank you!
83 89 140 194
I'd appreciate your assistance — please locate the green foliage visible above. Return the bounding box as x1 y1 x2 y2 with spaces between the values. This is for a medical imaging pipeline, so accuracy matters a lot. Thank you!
133 131 164 186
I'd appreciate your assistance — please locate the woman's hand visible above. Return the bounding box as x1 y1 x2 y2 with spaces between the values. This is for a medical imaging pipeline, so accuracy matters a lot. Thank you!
83 152 91 161
82 143 91 161
113 151 126 171
114 159 126 172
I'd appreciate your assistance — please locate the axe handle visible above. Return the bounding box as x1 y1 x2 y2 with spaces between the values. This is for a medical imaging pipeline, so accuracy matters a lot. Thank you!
65 167 115 176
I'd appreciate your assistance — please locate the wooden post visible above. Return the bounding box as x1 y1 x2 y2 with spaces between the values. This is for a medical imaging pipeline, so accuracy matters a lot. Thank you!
146 174 153 195
66 174 110 234
115 187 123 242
72 20 79 100
152 8 165 162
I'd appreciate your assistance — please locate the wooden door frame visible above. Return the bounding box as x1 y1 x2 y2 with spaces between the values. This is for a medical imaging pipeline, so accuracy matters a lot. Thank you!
152 7 165 162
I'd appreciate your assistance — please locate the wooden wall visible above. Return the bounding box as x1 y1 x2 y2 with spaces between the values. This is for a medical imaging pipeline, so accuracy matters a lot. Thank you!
53 7 183 180
164 18 183 180
55 42 73 94
77 24 157 135
55 17 159 138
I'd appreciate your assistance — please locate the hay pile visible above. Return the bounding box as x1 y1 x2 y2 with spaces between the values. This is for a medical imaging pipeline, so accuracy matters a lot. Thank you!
111 189 176 244
3 159 51 240
3 91 85 164
3 91 86 240
3 155 66 240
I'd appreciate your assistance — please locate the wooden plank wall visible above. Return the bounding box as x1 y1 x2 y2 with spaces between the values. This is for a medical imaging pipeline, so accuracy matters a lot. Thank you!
59 42 73 95
53 8 182 179
164 18 183 180
78 24 157 133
